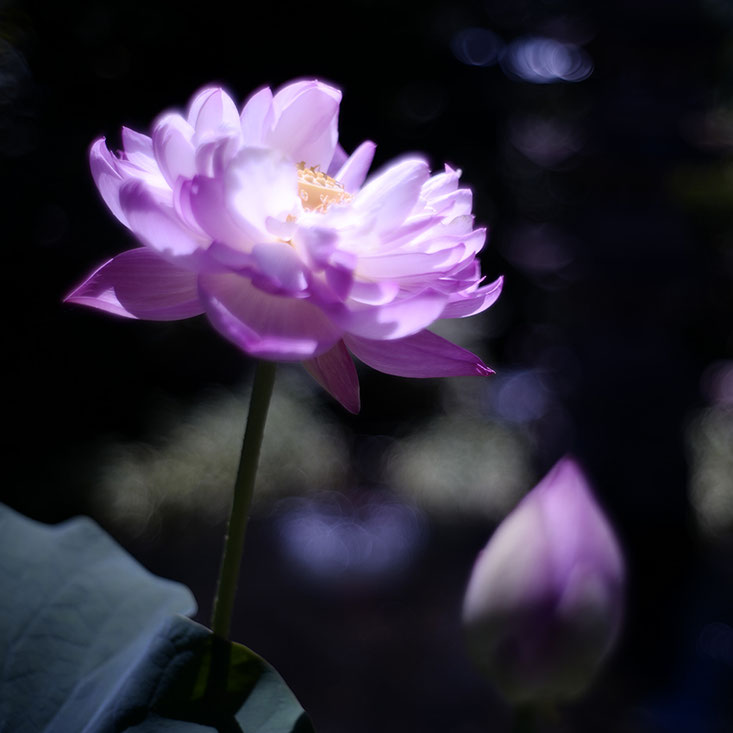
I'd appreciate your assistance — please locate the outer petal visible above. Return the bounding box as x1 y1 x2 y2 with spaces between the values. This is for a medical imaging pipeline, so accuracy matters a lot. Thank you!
121 127 157 172
90 138 127 226
421 166 461 200
119 180 211 267
303 340 360 413
441 275 504 318
327 143 348 176
352 158 430 233
333 289 448 340
334 140 376 193
187 87 240 136
240 86 274 144
267 80 341 169
152 113 196 187
199 272 342 360
344 329 492 377
188 174 251 249
428 187 473 217
64 248 203 320
356 247 467 280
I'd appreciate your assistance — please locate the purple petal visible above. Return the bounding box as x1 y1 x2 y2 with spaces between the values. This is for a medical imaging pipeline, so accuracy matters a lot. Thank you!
194 134 241 177
89 138 127 226
334 140 376 193
121 127 156 171
353 158 430 233
380 213 444 247
188 174 252 248
240 86 274 144
294 225 339 269
323 260 354 301
250 242 309 295
188 87 240 135
302 340 360 413
429 187 473 217
225 147 298 239
441 275 504 318
152 113 196 187
348 279 400 305
64 248 203 320
416 225 485 257
119 180 210 266
345 329 492 377
199 272 342 360
327 143 348 176
268 80 341 169
206 240 254 270
357 247 466 280
334 289 448 340
421 166 461 199
534 459 624 585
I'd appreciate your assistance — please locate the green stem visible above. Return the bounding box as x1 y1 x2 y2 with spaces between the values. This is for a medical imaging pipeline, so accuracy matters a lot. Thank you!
210 360 277 639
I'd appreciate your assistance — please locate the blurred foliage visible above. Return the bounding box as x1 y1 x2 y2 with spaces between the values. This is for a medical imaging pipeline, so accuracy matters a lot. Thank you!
688 405 733 538
93 370 350 535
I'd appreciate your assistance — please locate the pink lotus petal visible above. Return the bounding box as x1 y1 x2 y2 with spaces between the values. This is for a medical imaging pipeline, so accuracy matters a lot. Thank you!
265 216 298 241
152 113 196 187
188 174 253 248
353 158 430 233
334 140 376 193
428 187 473 217
303 340 360 413
293 225 339 270
188 87 240 136
250 242 309 295
348 279 400 305
357 247 466 280
416 225 485 256
380 213 444 248
121 127 156 171
89 138 127 226
199 272 342 360
240 86 274 144
417 214 476 242
119 180 210 266
65 248 203 320
327 143 348 176
206 240 255 270
323 261 354 301
345 329 492 377
441 275 504 318
421 166 461 199
268 80 341 169
194 134 241 177
334 289 448 340
225 147 298 240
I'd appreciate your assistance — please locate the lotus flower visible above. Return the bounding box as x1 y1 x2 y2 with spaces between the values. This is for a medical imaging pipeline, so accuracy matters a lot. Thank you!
67 80 502 412
462 457 625 703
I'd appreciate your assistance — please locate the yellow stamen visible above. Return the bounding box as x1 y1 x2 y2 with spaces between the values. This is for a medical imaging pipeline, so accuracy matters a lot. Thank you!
296 162 351 212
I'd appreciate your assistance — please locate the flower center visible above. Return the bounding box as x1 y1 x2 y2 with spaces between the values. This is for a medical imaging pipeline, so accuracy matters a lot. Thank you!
296 162 351 212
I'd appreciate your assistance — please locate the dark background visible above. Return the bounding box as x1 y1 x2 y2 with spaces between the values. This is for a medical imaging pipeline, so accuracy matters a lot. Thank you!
3 0 733 730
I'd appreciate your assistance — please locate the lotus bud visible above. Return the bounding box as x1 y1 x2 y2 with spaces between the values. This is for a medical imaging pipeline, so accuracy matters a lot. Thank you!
462 457 624 703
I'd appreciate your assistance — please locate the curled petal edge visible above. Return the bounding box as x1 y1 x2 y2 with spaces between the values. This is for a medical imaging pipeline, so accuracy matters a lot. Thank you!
344 328 493 378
